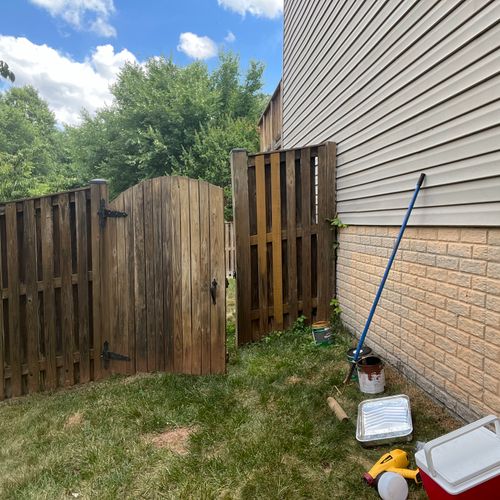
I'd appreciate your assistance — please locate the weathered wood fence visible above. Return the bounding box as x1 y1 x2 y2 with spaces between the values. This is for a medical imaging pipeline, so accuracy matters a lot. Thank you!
0 176 226 400
231 143 337 344
225 222 236 277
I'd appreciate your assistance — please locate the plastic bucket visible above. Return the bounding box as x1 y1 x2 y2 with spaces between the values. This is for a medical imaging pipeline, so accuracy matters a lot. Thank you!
357 355 385 394
312 321 333 345
346 346 372 381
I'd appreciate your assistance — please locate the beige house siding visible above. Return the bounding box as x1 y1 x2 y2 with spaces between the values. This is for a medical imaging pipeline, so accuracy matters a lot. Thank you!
282 0 500 226
338 225 500 420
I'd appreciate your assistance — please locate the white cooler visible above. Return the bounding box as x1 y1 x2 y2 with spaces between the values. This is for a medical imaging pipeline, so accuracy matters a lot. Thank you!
415 415 500 499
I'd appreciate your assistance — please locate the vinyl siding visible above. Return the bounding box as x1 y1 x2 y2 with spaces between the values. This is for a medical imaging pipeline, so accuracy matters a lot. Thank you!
282 0 500 226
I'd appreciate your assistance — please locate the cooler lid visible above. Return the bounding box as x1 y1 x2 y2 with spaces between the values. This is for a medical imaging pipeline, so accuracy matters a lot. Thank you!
416 416 500 494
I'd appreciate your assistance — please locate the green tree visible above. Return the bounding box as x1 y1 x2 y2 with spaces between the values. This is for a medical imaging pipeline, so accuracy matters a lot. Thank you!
0 86 74 201
0 61 15 82
68 52 266 207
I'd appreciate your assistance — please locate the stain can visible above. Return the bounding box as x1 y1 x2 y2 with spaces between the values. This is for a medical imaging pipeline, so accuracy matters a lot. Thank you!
356 355 385 394
312 321 333 345
346 346 372 381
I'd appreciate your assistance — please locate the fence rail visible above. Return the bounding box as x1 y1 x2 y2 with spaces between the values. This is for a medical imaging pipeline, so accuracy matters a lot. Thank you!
231 143 337 344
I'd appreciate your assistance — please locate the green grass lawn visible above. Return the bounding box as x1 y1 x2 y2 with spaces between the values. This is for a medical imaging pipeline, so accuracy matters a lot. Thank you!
0 318 459 499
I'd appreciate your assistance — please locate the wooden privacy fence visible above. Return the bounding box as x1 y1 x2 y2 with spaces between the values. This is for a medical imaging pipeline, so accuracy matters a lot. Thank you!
231 143 337 344
225 222 236 277
0 176 226 400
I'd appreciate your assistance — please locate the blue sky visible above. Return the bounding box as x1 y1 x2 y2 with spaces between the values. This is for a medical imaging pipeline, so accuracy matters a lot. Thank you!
0 0 283 124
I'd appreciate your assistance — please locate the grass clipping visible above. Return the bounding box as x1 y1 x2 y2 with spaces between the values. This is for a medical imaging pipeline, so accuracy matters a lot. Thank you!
146 427 196 455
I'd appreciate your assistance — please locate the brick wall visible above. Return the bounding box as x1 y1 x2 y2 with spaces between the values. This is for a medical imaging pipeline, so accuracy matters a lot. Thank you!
337 226 500 422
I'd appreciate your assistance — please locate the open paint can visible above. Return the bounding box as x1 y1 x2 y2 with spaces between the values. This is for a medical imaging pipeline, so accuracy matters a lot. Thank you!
356 355 385 394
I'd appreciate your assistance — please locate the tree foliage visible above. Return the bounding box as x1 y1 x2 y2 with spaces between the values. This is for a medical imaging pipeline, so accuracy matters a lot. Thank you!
0 53 266 214
0 86 76 201
0 61 15 82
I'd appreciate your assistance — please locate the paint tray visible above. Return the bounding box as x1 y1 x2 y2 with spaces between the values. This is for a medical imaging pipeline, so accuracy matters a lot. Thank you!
356 394 413 447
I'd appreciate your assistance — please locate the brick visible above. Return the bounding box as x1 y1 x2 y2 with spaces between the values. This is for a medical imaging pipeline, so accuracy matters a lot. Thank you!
440 310 458 327
447 270 471 288
458 317 485 337
446 381 469 403
488 229 500 246
426 292 446 309
427 241 447 254
434 362 456 383
456 373 483 396
438 228 460 241
484 374 499 394
438 283 458 299
461 228 488 244
417 277 435 292
447 299 470 317
472 245 489 260
469 366 484 386
435 336 457 355
484 342 500 363
486 295 500 313
487 246 500 262
436 255 459 270
485 326 500 347
458 288 486 307
418 228 438 240
484 392 500 413
402 250 418 263
410 240 427 252
426 344 445 362
426 266 447 282
471 276 500 295
487 262 500 279
460 259 487 276
425 317 446 336
457 346 483 369
446 326 470 347
448 243 472 258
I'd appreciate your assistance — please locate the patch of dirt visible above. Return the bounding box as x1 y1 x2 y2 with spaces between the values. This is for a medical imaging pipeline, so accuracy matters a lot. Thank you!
147 427 196 455
285 375 303 385
64 411 83 429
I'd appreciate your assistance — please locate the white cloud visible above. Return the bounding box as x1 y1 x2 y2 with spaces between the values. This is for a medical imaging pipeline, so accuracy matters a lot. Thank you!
0 36 137 125
29 0 117 37
217 0 283 18
224 31 236 43
177 32 218 60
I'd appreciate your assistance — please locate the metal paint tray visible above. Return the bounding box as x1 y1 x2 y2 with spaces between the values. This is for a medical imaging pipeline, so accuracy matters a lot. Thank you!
356 394 413 447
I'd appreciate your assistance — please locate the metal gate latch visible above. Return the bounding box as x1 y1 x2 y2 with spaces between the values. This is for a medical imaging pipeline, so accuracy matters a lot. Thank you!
98 199 128 228
101 341 131 369
210 278 218 305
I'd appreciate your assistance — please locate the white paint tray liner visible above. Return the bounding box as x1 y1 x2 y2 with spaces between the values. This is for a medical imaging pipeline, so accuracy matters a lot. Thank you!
356 394 413 446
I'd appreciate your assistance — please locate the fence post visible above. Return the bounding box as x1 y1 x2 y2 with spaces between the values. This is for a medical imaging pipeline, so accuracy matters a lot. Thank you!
90 179 108 380
231 149 252 345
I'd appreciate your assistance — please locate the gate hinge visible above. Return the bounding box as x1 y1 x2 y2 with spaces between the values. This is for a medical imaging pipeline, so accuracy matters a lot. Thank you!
98 199 128 228
101 341 131 369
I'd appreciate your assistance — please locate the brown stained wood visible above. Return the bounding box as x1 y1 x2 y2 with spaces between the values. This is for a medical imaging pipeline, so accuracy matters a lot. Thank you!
5 204 22 396
133 183 148 372
231 150 252 345
300 148 312 323
112 194 127 375
170 178 183 373
23 200 40 393
152 178 165 372
161 177 174 372
270 153 284 330
90 181 107 380
123 187 136 375
40 197 57 389
326 143 337 304
143 180 156 372
75 190 90 383
189 180 202 375
178 177 192 374
285 150 298 325
255 154 268 337
209 185 225 374
57 195 74 386
316 145 328 321
199 181 211 374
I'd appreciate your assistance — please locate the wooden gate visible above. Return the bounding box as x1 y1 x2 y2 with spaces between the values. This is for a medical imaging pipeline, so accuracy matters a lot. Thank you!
231 143 337 344
0 176 225 400
98 176 226 376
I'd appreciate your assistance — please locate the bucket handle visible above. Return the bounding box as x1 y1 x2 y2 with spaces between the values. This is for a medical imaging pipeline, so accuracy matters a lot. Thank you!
424 415 500 483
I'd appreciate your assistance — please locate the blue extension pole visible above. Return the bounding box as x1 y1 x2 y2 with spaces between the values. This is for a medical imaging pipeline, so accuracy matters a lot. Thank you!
344 173 426 383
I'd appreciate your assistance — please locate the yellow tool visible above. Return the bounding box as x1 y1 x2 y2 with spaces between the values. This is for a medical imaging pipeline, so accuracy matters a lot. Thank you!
364 449 421 485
